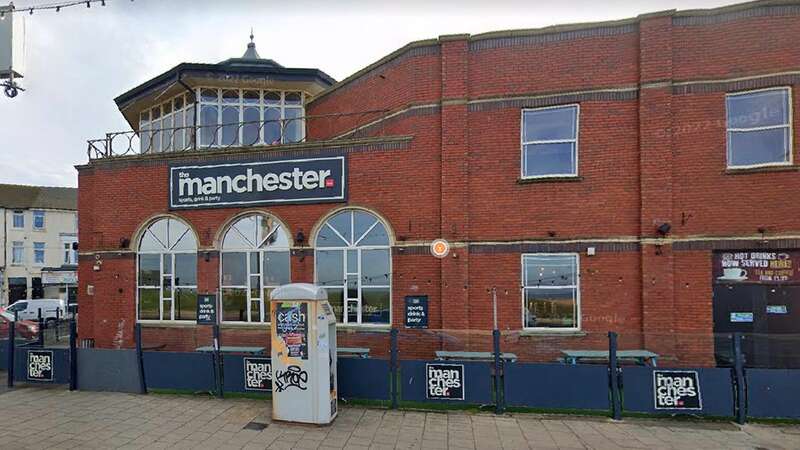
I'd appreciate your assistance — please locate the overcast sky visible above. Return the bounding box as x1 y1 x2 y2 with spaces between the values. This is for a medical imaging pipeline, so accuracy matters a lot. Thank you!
0 0 732 188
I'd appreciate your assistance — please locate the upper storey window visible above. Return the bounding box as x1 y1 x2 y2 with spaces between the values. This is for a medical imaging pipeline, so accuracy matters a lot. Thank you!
521 105 579 178
197 88 305 148
726 88 792 168
139 93 195 153
138 89 305 153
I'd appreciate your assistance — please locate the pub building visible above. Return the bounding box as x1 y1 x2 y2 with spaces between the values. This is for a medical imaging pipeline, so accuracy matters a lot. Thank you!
78 0 800 367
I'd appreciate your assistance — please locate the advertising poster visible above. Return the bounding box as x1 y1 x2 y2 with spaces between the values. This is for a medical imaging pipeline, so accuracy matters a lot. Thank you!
196 294 217 325
244 357 271 391
404 295 429 329
27 350 54 382
275 302 308 360
426 363 464 400
653 370 702 410
713 251 800 283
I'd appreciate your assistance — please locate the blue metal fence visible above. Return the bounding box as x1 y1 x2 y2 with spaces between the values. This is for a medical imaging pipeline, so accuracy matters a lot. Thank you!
142 351 215 392
338 358 391 401
622 367 735 416
746 369 800 418
400 360 493 405
13 348 70 384
505 363 609 411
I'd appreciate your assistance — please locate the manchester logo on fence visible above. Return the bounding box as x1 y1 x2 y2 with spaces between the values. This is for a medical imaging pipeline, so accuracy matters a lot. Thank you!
426 363 464 400
244 357 271 391
27 350 54 382
653 370 702 410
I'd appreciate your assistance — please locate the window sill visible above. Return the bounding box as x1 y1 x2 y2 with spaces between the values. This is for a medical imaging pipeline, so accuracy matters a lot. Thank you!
517 176 583 184
139 320 197 328
221 322 270 329
724 165 798 175
518 329 586 337
337 324 392 333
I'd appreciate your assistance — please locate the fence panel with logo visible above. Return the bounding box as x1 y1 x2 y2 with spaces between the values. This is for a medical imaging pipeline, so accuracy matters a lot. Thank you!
746 369 800 418
504 363 609 411
223 354 272 394
400 360 492 404
13 348 70 384
142 351 216 392
621 367 734 416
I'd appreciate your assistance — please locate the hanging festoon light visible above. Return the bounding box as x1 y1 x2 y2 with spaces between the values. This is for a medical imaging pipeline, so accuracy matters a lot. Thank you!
1 0 129 98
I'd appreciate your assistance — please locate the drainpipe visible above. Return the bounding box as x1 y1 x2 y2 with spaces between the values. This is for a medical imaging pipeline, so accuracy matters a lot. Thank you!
2 208 6 306
176 68 198 150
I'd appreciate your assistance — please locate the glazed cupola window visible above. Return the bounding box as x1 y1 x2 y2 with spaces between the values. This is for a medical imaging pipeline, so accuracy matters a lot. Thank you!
126 35 334 155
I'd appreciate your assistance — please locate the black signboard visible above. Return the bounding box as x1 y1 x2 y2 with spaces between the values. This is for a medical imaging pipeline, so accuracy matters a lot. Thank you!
275 302 308 360
426 363 464 400
653 370 702 410
197 294 217 325
244 357 271 391
404 295 429 329
28 350 53 382
170 156 346 209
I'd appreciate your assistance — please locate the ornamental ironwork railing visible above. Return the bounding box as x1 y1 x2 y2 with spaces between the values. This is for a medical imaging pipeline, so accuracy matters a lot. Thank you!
87 110 391 160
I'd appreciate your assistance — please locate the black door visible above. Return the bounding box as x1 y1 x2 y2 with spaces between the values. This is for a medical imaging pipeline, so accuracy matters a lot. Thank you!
8 277 27 303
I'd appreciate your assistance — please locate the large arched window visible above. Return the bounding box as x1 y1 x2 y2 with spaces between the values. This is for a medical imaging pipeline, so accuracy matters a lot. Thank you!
315 210 391 325
137 217 198 321
220 213 291 323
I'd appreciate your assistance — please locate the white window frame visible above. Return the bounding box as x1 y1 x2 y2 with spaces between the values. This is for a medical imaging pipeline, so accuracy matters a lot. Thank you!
32 210 45 230
33 242 45 265
11 210 24 229
219 214 291 324
520 104 580 179
61 236 78 265
521 253 581 331
11 241 24 265
725 87 793 169
136 218 198 322
313 210 392 327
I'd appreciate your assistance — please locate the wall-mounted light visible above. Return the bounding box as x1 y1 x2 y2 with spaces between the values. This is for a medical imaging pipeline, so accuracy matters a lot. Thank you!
656 223 671 236
119 237 130 249
295 230 305 246
204 251 211 262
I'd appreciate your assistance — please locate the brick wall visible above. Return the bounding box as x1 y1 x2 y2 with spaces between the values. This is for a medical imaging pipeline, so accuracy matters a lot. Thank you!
78 1 800 366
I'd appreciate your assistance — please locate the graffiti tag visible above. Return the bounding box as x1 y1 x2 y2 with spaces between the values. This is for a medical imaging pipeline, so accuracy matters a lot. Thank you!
274 365 308 392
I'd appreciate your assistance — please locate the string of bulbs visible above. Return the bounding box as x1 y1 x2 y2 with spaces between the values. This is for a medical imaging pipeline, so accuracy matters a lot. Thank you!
0 0 126 18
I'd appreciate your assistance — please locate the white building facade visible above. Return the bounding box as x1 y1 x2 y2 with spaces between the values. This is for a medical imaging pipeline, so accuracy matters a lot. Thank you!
0 184 78 306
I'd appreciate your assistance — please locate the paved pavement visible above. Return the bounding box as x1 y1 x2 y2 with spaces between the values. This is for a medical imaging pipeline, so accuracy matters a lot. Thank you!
0 387 798 449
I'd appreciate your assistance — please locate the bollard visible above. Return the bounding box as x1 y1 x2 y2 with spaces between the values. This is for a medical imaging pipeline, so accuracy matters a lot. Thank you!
608 331 622 420
69 317 77 391
7 311 16 388
493 329 504 414
213 324 223 398
135 323 147 394
732 333 746 424
38 308 44 347
390 328 398 409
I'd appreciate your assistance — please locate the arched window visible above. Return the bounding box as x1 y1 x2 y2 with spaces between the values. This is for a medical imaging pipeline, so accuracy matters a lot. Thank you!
315 210 391 325
220 213 291 323
137 217 198 321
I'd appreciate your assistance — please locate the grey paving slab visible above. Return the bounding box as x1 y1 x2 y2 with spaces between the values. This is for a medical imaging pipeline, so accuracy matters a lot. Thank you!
1 387 800 449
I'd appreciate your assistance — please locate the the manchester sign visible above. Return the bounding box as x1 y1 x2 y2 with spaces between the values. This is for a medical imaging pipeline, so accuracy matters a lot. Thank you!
169 156 346 209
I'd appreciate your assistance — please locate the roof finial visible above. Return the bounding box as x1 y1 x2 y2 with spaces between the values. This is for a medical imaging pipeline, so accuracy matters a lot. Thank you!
242 28 261 59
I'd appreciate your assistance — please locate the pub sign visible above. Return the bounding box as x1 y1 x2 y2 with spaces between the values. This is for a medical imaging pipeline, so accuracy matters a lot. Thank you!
170 156 346 209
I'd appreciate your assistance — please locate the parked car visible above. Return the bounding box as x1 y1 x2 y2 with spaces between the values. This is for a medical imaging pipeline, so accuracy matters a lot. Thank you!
0 311 39 340
5 299 67 324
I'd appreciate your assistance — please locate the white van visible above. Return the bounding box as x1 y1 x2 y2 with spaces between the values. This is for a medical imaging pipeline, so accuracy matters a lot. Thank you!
5 299 67 323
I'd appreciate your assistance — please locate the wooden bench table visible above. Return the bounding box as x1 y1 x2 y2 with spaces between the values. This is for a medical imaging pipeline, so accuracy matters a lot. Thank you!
560 350 659 366
435 351 518 362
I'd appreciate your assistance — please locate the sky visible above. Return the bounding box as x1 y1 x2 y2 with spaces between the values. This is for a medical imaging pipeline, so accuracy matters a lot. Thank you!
0 0 733 188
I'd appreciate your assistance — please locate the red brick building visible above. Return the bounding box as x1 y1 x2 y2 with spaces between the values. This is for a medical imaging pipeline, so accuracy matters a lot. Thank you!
78 0 800 367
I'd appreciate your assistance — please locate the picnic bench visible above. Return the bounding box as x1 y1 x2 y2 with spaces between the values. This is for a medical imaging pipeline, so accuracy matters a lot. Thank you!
560 350 659 366
337 347 371 358
195 346 266 354
435 351 518 362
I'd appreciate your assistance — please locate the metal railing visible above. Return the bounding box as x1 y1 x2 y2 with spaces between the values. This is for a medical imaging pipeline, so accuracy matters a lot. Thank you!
87 110 391 160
